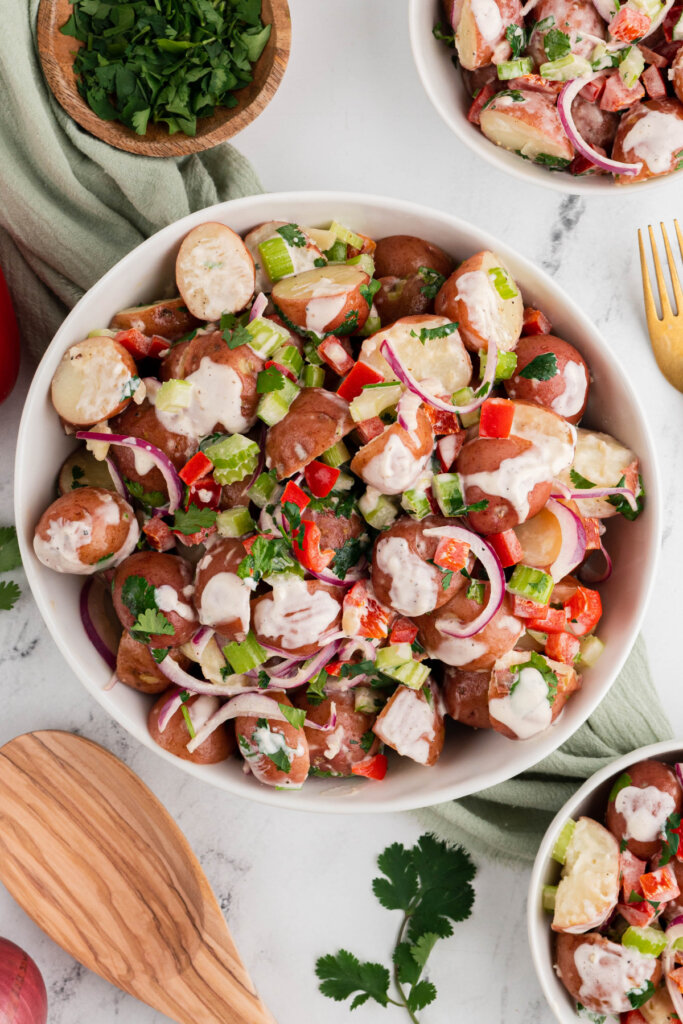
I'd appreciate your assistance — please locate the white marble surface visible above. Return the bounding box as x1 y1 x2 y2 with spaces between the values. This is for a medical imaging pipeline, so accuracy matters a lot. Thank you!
2 1 683 1021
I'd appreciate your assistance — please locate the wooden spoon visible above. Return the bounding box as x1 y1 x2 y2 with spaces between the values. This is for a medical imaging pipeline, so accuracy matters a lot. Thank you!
0 731 275 1024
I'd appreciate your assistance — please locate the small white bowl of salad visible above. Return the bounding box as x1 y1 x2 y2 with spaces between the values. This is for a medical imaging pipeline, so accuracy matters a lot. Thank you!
529 740 683 1024
410 0 683 193
16 191 660 812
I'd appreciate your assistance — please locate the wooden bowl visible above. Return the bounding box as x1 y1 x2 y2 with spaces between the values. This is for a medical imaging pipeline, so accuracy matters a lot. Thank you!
37 0 291 157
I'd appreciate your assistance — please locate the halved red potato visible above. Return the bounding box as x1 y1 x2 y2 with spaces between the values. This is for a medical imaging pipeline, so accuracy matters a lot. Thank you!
504 334 590 424
109 397 197 497
34 487 139 574
302 505 365 555
372 680 445 766
251 576 343 657
360 315 472 396
512 506 563 568
416 588 523 670
639 984 678 1023
58 447 116 495
435 250 523 352
555 933 661 1015
116 632 189 694
527 0 606 65
176 222 255 321
112 551 199 648
613 98 683 184
456 436 552 533
371 515 470 616
479 92 574 171
674 49 683 105
149 691 235 764
571 96 619 152
488 650 580 740
265 387 354 479
350 410 434 495
372 235 454 324
234 691 309 788
555 427 639 519
442 667 492 729
552 817 620 933
109 297 199 341
194 538 251 641
51 336 139 426
294 691 380 777
244 221 325 293
271 265 371 337
605 759 683 859
455 0 523 71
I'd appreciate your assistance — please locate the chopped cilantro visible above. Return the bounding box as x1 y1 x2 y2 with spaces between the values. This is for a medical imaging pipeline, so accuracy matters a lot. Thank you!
332 536 369 580
410 322 459 344
257 366 286 393
121 375 141 400
150 647 169 663
360 730 375 753
181 704 196 739
278 703 306 730
257 669 270 689
627 980 655 1010
518 353 558 381
306 670 328 705
534 154 572 170
124 479 166 509
544 28 571 60
120 574 175 643
237 535 300 583
276 224 306 247
70 465 86 489
510 651 558 705
172 504 217 535
432 22 455 45
658 812 682 866
314 256 327 268
569 469 644 521
252 719 291 773
417 266 446 300
360 279 382 308
483 89 523 110
506 23 527 58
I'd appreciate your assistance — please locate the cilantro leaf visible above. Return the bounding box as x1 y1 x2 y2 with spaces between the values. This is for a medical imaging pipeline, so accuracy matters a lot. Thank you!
432 22 456 45
628 980 656 1010
0 580 21 610
544 27 571 60
569 469 644 521
121 574 175 643
135 607 175 641
659 812 682 866
257 366 286 393
237 535 299 583
124 479 166 509
278 703 306 730
407 834 476 942
417 266 446 299
316 951 391 1008
257 669 270 689
407 980 437 1012
393 942 421 987
360 279 382 308
534 153 572 170
150 647 169 663
0 526 21 573
276 223 306 247
306 670 328 705
372 842 419 912
518 353 559 381
506 23 527 58
172 504 217 535
332 536 368 580
224 324 253 350
410 932 439 970
360 729 375 753
410 322 459 344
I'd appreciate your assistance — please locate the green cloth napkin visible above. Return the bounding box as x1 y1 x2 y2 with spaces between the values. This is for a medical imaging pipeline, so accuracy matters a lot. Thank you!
420 636 672 863
0 0 262 361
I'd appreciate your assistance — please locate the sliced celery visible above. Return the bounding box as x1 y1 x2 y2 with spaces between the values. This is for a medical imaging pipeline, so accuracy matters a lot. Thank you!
272 344 304 378
507 564 554 605
302 364 325 388
329 220 364 251
349 382 402 422
155 379 193 413
619 45 645 89
203 434 260 486
354 687 384 714
347 253 375 277
622 926 667 957
358 489 399 530
258 236 294 282
361 313 382 337
479 350 518 381
324 240 348 263
497 57 533 80
389 660 430 689
542 885 557 912
540 54 592 80
223 631 267 674
401 488 432 521
488 267 518 300
578 634 604 667
257 378 300 426
216 506 255 538
551 819 576 864
320 440 350 468
303 339 324 365
432 473 465 516
246 316 290 359
376 644 413 670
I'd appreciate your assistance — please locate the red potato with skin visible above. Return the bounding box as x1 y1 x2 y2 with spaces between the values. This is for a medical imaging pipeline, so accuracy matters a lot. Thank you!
605 759 683 858
456 435 553 533
294 691 380 776
455 0 523 71
571 97 619 152
302 505 365 555
527 0 606 65
512 505 564 568
479 91 574 171
613 99 683 184
673 48 683 104
351 409 434 495
416 588 523 670
58 447 116 495
234 691 309 788
462 64 501 97
175 222 255 321
109 397 197 496
504 334 590 424
488 651 580 740
372 235 454 324
243 221 325 292
435 249 523 353
116 632 189 694
555 428 639 519
271 264 371 337
373 680 445 766
148 691 235 764
442 667 492 729
251 578 343 658
51 336 139 426
265 387 354 479
112 551 199 648
33 487 139 574
360 315 472 397
109 297 199 340
194 538 251 641
555 932 662 1016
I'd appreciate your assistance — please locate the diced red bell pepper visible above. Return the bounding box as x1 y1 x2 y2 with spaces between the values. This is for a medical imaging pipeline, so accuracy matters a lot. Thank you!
621 849 647 902
600 73 645 112
337 361 385 401
664 2 683 41
184 478 222 511
617 900 658 927
522 307 552 336
433 537 470 573
389 618 419 644
642 63 667 99
292 519 334 572
569 154 606 177
545 631 580 664
507 74 562 94
264 359 297 383
610 5 651 41
640 863 681 904
623 1010 649 1024
346 232 377 259
115 328 169 359
467 83 496 125
436 434 463 472
142 516 175 552
281 480 310 512
583 516 602 551
342 581 392 640
355 416 386 444
565 585 603 637
424 405 464 436
669 966 683 994
324 660 344 677
580 74 607 102
639 44 669 68
351 753 388 780
304 460 340 498
479 397 515 439
318 336 355 377
512 595 550 619
179 451 213 486
488 529 523 569
623 459 640 498
527 607 569 634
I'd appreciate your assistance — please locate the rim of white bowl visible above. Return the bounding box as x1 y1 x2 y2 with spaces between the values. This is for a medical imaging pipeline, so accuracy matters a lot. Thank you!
15 190 662 813
408 0 677 197
527 738 683 1023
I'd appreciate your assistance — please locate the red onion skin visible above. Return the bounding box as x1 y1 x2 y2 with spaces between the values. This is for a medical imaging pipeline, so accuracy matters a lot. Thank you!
0 939 48 1024
79 578 117 671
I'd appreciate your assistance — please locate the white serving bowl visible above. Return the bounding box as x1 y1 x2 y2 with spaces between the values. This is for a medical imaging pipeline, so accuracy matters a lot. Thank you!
528 739 682 1023
409 0 674 196
15 191 661 813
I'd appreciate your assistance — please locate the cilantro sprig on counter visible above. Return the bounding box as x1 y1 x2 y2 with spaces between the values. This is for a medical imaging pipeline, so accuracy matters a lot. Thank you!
316 833 476 1022
0 527 22 611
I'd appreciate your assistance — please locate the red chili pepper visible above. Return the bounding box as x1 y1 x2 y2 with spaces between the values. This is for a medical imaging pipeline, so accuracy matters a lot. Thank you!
304 460 340 498
264 359 297 383
281 480 310 512
351 753 387 780
479 398 515 439
185 478 222 511
318 336 355 377
389 618 419 645
179 451 213 486
433 537 470 573
142 516 175 552
292 520 334 572
522 307 552 336
424 405 464 436
355 416 385 444
324 661 344 677
544 631 580 663
640 864 680 904
467 83 496 126
336 361 384 401
0 266 20 403
565 585 602 637
488 530 523 569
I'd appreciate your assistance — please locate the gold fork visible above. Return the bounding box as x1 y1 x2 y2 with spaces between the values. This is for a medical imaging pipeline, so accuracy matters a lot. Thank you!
638 220 683 394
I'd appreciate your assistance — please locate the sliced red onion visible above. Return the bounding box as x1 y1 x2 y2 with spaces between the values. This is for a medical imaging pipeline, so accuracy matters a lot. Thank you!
157 688 186 732
306 560 366 588
186 693 337 754
339 637 377 662
157 654 256 696
521 0 542 14
675 763 683 790
263 641 341 688
259 640 307 659
266 655 306 678
249 292 268 322
189 625 214 658
664 921 683 1017
381 335 497 416
437 434 460 472
397 390 422 432
76 431 184 513
557 76 642 176
80 577 117 670
547 498 587 582
551 483 638 512
105 456 130 500
423 526 505 638
578 539 613 584
551 478 572 498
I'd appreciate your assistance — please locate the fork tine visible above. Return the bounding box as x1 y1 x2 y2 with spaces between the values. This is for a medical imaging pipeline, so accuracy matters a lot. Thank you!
638 228 660 329
660 222 683 315
648 223 673 319
675 219 683 263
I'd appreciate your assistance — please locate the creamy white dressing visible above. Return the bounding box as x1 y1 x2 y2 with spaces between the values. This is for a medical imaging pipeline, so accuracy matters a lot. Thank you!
71 345 132 422
375 687 435 765
253 576 339 650
614 785 676 843
551 360 589 418
155 584 195 621
152 356 250 438
622 109 683 174
187 695 220 733
246 723 304 765
305 285 347 335
198 571 250 634
455 269 515 348
324 724 346 760
375 536 439 616
574 942 655 1015
181 234 254 322
470 0 503 41
130 444 159 477
489 666 553 739
361 433 427 495
428 633 488 667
